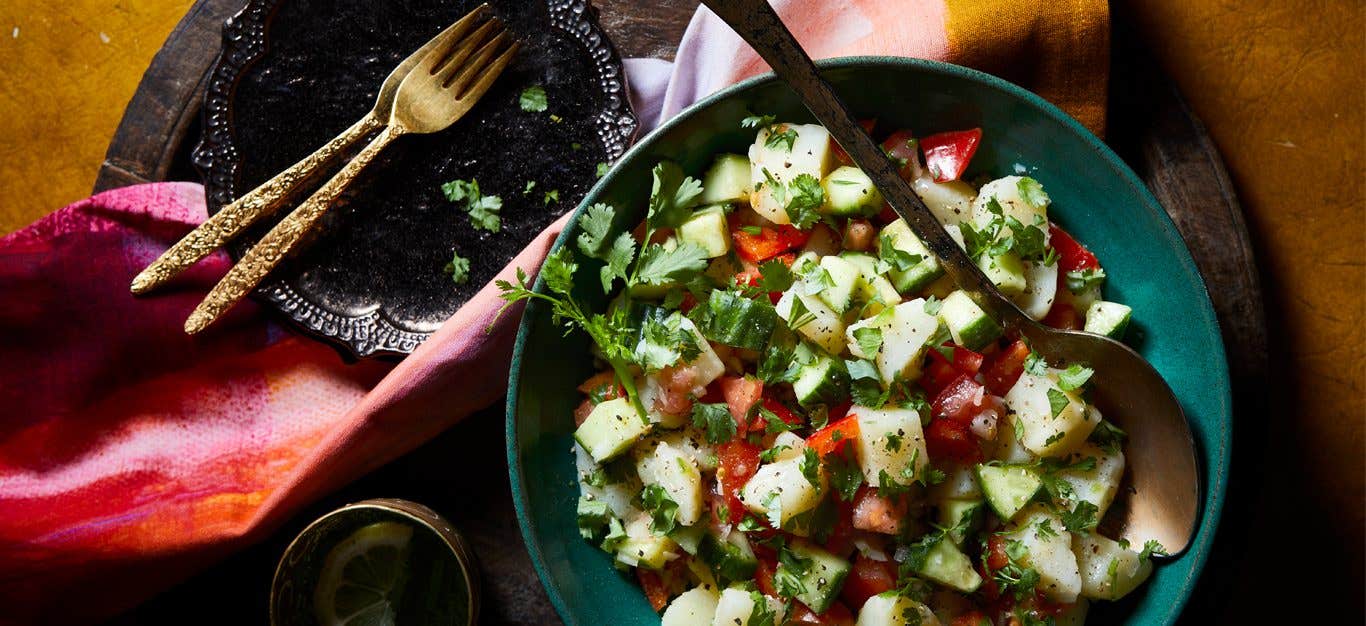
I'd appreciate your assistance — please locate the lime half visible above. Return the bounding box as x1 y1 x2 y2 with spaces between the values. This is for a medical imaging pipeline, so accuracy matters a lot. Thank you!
314 521 414 626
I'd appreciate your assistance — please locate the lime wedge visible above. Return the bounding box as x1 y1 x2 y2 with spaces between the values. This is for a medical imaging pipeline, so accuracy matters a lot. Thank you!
314 521 414 626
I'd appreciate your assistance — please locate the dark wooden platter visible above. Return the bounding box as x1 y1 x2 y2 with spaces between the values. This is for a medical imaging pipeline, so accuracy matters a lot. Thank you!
100 2 1267 624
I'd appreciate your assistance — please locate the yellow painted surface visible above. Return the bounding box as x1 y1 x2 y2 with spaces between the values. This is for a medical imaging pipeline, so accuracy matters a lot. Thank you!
0 0 194 234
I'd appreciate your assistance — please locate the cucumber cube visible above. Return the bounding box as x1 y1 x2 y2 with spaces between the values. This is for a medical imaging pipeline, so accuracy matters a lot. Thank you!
838 251 902 314
781 540 851 614
1083 300 1132 339
978 252 1028 297
700 153 752 205
817 255 863 313
821 166 882 216
936 499 984 546
792 353 849 408
938 290 1002 351
678 206 731 258
574 397 648 462
878 220 945 294
975 464 1042 522
912 535 982 592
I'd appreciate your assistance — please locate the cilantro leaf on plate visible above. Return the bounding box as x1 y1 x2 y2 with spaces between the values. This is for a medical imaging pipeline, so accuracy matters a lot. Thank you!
519 85 548 112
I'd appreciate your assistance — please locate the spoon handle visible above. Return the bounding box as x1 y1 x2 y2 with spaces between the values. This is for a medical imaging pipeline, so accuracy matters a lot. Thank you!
699 0 1032 329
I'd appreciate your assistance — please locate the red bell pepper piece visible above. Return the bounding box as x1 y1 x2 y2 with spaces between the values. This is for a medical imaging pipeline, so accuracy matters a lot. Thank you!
788 600 857 625
982 339 1030 396
1048 223 1098 272
920 128 982 182
806 415 861 457
731 216 810 263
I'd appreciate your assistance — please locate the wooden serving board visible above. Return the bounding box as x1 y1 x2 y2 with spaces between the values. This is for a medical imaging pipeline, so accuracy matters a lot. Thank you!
99 2 1267 623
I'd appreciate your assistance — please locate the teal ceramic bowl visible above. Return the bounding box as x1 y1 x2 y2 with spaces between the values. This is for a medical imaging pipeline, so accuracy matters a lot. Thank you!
507 57 1230 625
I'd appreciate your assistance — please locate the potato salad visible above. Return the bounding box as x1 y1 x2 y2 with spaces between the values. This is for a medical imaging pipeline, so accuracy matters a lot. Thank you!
499 116 1158 626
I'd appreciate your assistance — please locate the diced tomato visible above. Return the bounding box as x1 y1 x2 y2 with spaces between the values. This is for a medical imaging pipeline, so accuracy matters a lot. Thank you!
717 440 762 524
636 568 670 612
920 128 982 183
840 553 898 610
931 374 989 424
851 486 907 535
730 215 811 263
985 533 1010 571
1048 223 1098 272
679 292 699 312
1041 302 1081 330
752 397 803 432
879 129 920 180
950 611 992 626
831 118 878 166
719 375 764 431
931 344 984 375
788 601 857 625
572 399 595 426
735 252 796 304
755 555 779 597
982 339 1030 396
925 417 982 463
924 344 985 396
1031 592 1070 617
806 415 861 457
830 400 853 422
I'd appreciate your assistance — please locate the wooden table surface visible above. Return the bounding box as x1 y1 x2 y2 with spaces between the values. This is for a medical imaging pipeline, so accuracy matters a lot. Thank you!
0 0 1361 623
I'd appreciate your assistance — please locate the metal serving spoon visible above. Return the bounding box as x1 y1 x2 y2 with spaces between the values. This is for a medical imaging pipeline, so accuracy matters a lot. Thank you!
699 0 1199 554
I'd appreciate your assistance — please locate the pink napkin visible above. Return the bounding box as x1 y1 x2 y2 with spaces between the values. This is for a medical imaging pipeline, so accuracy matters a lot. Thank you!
0 2 1108 622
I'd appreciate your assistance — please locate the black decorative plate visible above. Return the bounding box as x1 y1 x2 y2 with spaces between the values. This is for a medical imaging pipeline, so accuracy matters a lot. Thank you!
194 0 636 357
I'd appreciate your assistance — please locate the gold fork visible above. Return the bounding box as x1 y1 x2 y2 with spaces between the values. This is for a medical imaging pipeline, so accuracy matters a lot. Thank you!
183 14 520 334
130 4 495 295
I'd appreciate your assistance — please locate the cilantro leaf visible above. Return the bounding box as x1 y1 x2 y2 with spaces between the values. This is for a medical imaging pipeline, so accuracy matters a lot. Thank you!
1138 539 1168 561
648 161 705 229
799 447 821 488
1016 176 1051 209
741 112 777 129
638 484 679 535
635 241 709 285
755 258 795 293
853 327 884 357
599 516 626 553
1023 350 1049 376
760 445 790 463
1088 420 1128 454
784 173 824 229
746 591 776 626
635 312 701 372
692 402 738 445
764 126 798 152
599 233 636 293
441 178 502 232
1060 500 1099 533
519 85 548 112
823 449 863 501
1057 363 1095 391
576 497 611 540
596 162 609 178
443 250 471 284
544 189 559 206
877 234 923 272
847 358 889 408
576 203 616 257
1046 387 1071 418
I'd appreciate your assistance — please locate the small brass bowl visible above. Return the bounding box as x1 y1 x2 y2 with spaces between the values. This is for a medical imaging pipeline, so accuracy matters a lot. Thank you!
271 499 479 626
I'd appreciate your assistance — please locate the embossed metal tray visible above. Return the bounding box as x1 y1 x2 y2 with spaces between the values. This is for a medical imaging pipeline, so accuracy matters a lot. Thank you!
194 0 636 357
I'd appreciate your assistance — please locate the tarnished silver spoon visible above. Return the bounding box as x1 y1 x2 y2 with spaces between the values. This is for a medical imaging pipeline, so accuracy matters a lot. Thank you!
700 0 1199 554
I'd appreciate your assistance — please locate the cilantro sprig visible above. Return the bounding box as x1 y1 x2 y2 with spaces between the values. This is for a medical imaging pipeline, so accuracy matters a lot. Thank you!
441 178 502 232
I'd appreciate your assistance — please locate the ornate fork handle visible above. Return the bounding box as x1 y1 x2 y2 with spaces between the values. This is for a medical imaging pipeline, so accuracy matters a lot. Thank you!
184 125 405 334
130 113 385 294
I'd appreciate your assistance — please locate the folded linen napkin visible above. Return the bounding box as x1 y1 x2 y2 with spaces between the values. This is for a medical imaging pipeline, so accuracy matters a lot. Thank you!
0 1 1107 622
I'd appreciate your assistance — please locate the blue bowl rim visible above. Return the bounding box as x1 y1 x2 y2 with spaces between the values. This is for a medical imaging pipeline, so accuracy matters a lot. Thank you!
505 55 1232 626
